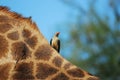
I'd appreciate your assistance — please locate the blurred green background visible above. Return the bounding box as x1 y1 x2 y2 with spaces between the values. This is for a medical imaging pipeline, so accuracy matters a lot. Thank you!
60 0 120 80
1 0 120 80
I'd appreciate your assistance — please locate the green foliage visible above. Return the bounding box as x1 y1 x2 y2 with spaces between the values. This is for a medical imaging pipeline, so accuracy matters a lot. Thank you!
61 0 120 80
68 20 120 80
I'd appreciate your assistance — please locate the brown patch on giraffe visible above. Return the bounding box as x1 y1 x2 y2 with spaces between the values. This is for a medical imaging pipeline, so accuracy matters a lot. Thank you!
25 36 38 49
67 68 85 78
12 62 34 79
73 79 83 80
0 15 9 22
0 15 9 19
52 72 69 80
64 63 72 70
35 45 52 61
0 35 8 58
22 29 31 38
0 63 12 80
0 23 12 33
7 31 19 40
36 63 58 79
52 56 63 67
87 72 93 76
87 77 100 80
11 42 31 60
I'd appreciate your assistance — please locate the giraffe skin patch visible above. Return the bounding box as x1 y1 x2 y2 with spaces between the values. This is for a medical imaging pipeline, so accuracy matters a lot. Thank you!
0 35 8 58
22 29 31 38
0 15 9 23
0 23 12 33
11 42 31 60
64 63 72 70
34 45 52 61
87 72 93 76
0 63 12 80
52 72 69 80
36 63 58 79
52 56 63 67
7 31 19 40
67 68 85 78
12 62 35 79
25 36 37 49
87 77 99 80
73 79 83 80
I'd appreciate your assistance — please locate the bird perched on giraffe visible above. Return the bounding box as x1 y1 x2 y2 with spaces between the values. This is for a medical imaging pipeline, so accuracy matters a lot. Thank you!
50 32 60 53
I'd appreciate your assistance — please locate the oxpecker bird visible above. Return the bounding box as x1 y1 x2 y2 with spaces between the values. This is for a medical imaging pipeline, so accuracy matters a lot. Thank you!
50 32 60 53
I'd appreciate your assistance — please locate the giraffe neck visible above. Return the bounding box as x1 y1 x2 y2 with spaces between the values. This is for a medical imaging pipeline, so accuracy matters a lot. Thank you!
0 6 99 80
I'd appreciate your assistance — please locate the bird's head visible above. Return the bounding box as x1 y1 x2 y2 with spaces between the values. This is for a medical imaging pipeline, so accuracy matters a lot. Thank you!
55 32 60 37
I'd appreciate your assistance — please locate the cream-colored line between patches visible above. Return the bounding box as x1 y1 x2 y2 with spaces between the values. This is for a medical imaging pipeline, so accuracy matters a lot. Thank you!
46 71 61 80
0 57 15 65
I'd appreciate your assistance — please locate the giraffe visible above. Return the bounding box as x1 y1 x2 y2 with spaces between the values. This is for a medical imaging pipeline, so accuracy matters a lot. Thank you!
0 6 100 80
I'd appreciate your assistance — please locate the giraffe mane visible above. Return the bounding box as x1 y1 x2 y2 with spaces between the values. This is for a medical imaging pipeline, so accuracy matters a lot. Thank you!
0 6 39 31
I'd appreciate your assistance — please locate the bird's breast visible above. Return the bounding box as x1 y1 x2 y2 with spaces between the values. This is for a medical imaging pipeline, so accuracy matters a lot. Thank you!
52 37 59 49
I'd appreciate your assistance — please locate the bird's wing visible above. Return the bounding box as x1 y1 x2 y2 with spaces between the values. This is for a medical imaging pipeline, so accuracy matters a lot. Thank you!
58 39 60 53
50 39 52 45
